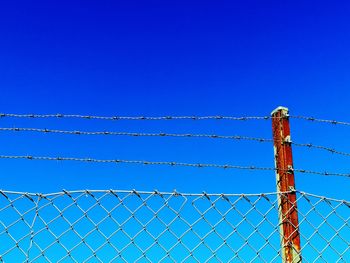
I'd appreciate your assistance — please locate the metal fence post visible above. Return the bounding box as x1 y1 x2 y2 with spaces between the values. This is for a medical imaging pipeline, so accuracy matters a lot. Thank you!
271 106 302 263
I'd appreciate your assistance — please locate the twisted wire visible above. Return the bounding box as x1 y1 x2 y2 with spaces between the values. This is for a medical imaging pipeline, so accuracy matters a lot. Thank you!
3 113 350 127
291 142 350 157
0 127 272 143
0 189 294 198
0 154 349 178
0 189 348 203
2 127 350 157
290 115 350 126
0 113 270 121
0 155 275 171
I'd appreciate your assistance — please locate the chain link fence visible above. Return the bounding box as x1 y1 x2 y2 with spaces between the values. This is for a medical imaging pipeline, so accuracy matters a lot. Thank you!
0 189 349 262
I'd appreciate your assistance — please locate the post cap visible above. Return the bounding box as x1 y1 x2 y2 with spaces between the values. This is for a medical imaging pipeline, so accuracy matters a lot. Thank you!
271 106 289 116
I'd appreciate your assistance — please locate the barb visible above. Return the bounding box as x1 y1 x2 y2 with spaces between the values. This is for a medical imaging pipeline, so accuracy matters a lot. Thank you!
2 127 350 158
290 115 350 126
0 113 271 121
0 154 349 178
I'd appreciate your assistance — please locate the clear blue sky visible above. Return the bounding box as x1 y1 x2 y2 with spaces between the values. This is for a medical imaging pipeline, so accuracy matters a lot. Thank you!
0 1 350 199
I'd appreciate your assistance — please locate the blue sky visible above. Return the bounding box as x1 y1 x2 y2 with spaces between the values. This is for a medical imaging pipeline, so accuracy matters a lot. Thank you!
0 1 350 199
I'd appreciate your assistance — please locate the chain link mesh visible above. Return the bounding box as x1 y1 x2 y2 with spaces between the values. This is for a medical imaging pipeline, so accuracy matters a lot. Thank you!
0 190 349 262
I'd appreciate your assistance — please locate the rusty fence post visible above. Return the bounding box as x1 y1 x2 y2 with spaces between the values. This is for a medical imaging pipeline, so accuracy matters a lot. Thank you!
271 106 302 263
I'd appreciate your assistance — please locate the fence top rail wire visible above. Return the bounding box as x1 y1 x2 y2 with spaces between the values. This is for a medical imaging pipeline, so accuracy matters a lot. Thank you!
0 189 349 204
0 189 295 198
1 127 350 157
0 154 349 178
2 113 350 126
0 189 350 208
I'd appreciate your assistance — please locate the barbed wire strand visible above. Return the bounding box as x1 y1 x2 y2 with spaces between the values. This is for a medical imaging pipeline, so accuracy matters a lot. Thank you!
2 113 350 126
2 127 350 157
0 113 271 121
0 127 272 143
290 116 350 126
0 154 349 178
291 142 350 157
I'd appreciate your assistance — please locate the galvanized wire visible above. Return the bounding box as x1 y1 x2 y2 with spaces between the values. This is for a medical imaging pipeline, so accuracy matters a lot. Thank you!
0 127 273 143
0 154 349 178
2 112 350 126
2 127 350 158
0 113 271 121
0 154 277 171
0 189 349 262
290 115 350 126
291 142 350 157
3 113 350 127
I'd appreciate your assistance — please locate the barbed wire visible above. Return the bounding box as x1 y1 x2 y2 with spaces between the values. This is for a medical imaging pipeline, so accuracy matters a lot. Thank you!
2 113 350 127
290 116 350 126
0 154 275 170
0 113 271 121
0 154 349 178
2 127 350 157
291 142 350 157
0 127 272 143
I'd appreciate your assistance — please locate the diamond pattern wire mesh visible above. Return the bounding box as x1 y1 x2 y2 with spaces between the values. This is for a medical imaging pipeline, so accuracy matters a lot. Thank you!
0 190 349 262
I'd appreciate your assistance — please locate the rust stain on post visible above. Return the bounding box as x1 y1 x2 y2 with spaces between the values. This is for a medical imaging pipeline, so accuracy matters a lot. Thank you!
271 106 302 263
